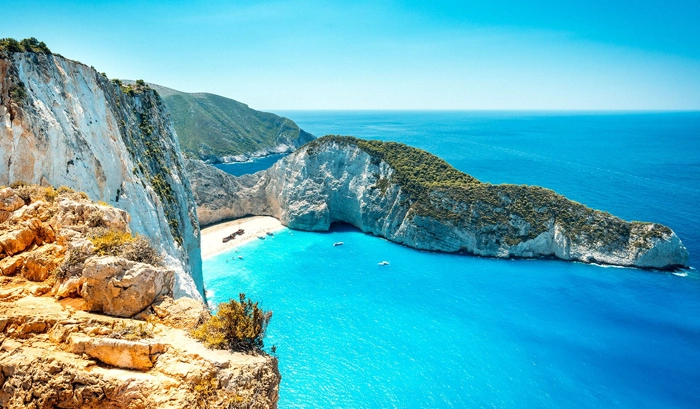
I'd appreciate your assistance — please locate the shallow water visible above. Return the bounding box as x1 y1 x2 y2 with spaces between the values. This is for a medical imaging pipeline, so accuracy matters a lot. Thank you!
205 112 700 408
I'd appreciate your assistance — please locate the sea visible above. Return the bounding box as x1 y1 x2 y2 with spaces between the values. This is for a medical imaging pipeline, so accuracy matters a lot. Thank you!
203 111 700 409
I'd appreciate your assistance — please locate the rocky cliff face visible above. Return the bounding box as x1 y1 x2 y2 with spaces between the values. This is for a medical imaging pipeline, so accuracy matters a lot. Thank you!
0 50 203 299
188 136 690 270
0 185 279 408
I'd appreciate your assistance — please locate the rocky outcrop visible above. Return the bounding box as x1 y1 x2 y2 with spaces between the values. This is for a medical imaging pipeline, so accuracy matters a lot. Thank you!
82 256 174 318
187 136 690 270
0 50 203 299
0 293 280 409
0 185 280 408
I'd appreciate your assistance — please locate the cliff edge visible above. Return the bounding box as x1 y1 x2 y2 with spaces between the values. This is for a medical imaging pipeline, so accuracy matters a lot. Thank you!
0 45 203 299
187 136 689 270
0 184 279 408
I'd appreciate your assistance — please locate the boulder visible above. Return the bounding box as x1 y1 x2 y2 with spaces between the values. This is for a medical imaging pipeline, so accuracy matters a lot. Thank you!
0 255 24 276
0 220 38 256
0 188 24 212
81 256 174 318
55 200 131 232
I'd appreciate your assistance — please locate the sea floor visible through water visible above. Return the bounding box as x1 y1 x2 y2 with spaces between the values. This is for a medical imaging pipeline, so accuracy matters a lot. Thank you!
204 111 700 409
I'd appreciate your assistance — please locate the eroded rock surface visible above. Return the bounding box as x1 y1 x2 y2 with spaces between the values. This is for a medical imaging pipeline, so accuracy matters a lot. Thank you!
82 256 174 318
0 186 279 408
0 50 202 300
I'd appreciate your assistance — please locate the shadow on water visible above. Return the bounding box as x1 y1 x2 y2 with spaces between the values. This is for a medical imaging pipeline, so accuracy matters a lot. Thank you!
214 153 287 177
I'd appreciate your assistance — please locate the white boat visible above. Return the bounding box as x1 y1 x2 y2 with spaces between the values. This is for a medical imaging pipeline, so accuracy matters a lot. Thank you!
238 256 243 259
333 242 344 246
378 261 389 266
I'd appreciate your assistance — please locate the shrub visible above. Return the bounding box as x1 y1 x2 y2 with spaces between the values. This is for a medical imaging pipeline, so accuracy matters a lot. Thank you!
192 293 272 353
89 228 136 256
0 37 51 54
44 186 58 202
53 247 91 280
9 82 27 102
88 227 163 265
121 236 163 266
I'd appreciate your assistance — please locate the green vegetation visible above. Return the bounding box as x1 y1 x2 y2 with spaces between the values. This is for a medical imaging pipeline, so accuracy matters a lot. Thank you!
307 136 671 249
109 82 186 245
89 228 163 266
0 37 51 54
9 81 27 103
192 293 272 353
149 83 314 160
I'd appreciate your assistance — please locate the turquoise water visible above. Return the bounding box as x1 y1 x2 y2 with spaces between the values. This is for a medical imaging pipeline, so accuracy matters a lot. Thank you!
204 112 700 408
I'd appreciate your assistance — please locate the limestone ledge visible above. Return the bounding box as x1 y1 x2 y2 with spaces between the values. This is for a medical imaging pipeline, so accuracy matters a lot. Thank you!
0 292 279 409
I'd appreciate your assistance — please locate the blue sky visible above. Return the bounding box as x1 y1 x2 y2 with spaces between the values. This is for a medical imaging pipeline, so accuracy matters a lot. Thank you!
4 0 700 110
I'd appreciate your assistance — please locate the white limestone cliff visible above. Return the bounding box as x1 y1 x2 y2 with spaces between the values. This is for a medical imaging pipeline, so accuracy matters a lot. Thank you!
187 138 690 270
0 51 203 299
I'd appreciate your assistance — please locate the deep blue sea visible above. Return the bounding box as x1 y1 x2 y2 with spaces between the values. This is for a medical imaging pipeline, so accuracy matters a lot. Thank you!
204 112 700 409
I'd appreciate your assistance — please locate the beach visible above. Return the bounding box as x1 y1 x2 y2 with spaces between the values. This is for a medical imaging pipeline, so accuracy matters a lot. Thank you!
200 216 284 259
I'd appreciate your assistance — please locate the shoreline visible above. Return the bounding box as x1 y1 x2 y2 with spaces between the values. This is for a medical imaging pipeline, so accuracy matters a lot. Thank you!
200 216 285 260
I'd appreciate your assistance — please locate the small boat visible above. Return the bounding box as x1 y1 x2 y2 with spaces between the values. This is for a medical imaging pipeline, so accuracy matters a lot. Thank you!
378 261 389 266
333 242 344 247
238 256 243 259
266 231 274 236
257 235 266 240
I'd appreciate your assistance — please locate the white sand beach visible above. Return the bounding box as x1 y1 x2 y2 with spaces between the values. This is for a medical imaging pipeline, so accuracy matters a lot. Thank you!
200 216 284 259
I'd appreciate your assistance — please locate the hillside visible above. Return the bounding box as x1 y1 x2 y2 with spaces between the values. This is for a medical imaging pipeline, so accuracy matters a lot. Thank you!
149 84 314 163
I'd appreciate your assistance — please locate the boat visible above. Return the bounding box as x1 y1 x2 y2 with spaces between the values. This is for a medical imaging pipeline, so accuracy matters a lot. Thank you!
266 231 274 236
257 235 265 240
238 256 243 259
378 261 389 266
333 242 344 246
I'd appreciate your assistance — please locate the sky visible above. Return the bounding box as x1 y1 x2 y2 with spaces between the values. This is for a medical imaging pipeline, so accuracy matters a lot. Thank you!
3 0 700 110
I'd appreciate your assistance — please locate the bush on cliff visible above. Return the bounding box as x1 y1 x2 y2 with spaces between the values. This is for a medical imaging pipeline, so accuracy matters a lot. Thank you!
89 228 163 266
192 293 272 353
0 37 51 54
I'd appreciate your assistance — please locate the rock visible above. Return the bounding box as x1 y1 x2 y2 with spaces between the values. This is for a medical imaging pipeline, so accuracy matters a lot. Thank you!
81 256 174 317
150 296 210 330
188 136 690 270
83 337 154 370
21 243 64 282
55 276 85 299
0 222 37 256
1 52 203 300
0 255 24 276
0 188 24 212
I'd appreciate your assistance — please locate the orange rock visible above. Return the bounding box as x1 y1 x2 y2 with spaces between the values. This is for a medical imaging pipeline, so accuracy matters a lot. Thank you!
0 225 37 256
0 255 24 276
21 244 65 282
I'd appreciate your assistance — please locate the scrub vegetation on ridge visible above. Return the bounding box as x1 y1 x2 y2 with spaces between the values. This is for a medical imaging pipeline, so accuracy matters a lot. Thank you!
305 135 672 250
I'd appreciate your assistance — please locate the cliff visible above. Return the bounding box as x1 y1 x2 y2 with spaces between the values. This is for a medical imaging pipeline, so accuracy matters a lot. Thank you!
0 47 203 299
187 136 690 270
0 185 279 408
148 83 314 163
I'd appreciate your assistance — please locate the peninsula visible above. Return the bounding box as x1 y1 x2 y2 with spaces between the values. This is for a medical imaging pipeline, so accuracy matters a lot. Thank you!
187 135 690 270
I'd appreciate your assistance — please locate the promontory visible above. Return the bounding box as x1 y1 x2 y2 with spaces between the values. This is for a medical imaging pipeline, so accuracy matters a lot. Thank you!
187 135 690 270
